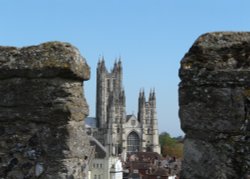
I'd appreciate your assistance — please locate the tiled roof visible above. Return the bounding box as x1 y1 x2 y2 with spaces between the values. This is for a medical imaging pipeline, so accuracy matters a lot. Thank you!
131 152 162 160
130 161 152 170
149 168 169 176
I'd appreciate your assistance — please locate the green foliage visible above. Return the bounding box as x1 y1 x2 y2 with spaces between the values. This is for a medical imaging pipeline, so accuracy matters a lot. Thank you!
159 132 184 158
159 132 176 146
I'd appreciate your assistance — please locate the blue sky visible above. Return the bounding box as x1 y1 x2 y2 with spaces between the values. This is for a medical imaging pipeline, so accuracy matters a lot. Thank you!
1 1 250 136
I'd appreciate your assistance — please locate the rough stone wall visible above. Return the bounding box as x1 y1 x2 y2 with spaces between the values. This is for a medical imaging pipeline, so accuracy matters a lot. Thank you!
0 42 92 179
179 32 250 179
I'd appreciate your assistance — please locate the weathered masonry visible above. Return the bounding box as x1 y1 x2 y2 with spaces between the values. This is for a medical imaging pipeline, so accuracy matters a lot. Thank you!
179 32 250 179
0 42 92 178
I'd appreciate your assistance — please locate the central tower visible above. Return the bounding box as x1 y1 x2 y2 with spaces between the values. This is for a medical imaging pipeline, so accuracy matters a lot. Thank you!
96 57 126 129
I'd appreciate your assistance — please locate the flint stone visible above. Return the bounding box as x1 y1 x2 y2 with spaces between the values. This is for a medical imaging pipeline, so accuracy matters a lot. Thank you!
0 42 92 179
179 32 250 179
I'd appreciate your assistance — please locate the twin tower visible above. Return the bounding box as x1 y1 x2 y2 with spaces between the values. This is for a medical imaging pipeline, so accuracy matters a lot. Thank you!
95 58 160 155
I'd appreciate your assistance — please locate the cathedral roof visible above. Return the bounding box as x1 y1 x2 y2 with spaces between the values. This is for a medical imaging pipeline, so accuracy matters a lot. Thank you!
126 114 137 122
85 117 97 128
89 136 107 159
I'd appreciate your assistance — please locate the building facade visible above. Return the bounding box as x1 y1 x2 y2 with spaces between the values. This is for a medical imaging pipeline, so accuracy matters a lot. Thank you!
91 58 160 157
88 135 122 179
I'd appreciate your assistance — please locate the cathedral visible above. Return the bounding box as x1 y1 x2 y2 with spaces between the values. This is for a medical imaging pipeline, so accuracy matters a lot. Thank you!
86 58 160 157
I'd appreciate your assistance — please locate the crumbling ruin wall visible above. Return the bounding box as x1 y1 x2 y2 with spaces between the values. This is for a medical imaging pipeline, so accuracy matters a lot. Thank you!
179 32 250 179
0 42 92 178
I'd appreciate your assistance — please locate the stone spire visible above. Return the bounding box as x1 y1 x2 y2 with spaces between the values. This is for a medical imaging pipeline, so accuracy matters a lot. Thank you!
149 88 156 107
97 56 107 72
138 89 146 122
120 88 126 106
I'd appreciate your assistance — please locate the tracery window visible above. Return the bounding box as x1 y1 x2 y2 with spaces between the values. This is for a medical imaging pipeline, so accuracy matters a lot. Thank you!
127 131 140 152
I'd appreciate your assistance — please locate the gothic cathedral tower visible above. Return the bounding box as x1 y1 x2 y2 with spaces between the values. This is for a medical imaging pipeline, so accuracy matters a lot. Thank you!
96 58 126 155
95 58 160 156
96 57 125 128
138 90 160 153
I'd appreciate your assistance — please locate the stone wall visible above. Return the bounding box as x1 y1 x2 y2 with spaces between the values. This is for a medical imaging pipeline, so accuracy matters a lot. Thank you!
0 42 92 179
179 32 250 179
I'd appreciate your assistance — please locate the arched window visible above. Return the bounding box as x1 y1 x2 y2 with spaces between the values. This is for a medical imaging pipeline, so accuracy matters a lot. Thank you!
127 131 140 153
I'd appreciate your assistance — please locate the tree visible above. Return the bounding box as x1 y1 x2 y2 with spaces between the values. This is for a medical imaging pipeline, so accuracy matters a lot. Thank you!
159 132 183 158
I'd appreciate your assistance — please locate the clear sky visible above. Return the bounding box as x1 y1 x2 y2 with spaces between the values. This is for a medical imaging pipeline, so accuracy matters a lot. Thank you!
1 1 249 136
